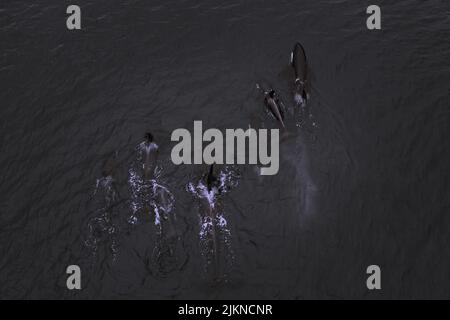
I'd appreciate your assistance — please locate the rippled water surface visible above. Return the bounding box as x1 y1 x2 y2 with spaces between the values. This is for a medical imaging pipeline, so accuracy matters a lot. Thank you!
1 0 449 299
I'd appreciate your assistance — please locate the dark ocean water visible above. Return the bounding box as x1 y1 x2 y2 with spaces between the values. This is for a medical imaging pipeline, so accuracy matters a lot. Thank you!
1 0 449 299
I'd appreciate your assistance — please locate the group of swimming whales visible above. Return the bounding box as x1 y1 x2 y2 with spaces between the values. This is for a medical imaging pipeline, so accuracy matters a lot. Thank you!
137 43 308 191
183 42 309 279
89 42 309 278
257 42 309 129
197 42 309 190
197 42 309 276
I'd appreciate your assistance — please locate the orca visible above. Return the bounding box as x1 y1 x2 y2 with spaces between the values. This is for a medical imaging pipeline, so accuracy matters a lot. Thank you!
290 42 308 105
256 83 286 128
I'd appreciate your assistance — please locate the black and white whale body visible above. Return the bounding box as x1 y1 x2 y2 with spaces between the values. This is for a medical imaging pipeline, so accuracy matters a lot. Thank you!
290 42 308 105
256 83 286 128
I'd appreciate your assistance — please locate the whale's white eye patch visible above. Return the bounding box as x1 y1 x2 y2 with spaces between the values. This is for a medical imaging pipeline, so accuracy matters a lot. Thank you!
290 52 293 64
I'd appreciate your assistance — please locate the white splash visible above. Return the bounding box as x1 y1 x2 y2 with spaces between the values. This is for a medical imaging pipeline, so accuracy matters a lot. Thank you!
187 166 239 275
127 141 174 229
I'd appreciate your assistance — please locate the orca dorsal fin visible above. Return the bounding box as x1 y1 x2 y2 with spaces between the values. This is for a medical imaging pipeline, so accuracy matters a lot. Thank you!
206 164 217 191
